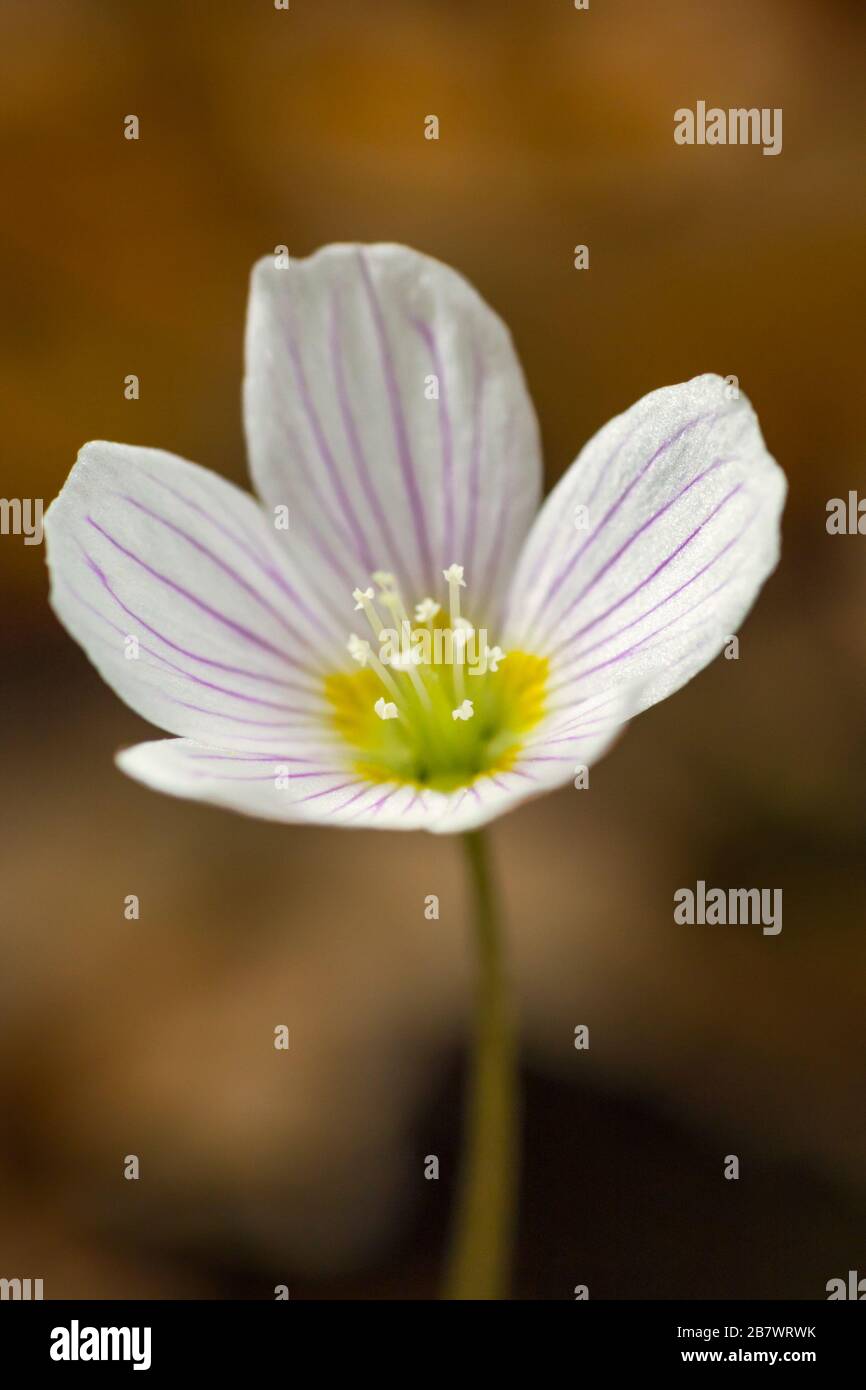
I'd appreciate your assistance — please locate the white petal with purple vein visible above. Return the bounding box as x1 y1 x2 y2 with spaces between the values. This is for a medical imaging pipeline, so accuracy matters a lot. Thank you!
118 738 451 830
504 375 786 720
117 710 630 833
243 243 542 624
44 443 347 748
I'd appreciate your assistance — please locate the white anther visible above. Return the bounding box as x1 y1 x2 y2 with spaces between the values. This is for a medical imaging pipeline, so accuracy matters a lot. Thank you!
444 562 466 644
374 697 399 721
485 645 506 672
415 598 441 623
352 585 384 637
451 699 475 722
372 571 397 591
347 634 370 666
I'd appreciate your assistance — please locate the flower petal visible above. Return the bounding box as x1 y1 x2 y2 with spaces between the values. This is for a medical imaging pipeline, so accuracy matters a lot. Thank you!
117 738 452 830
45 442 348 748
504 375 786 720
426 688 633 832
243 243 542 621
117 687 631 834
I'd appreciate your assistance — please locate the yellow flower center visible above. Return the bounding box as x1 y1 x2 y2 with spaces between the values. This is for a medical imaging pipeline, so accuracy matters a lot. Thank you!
324 567 548 792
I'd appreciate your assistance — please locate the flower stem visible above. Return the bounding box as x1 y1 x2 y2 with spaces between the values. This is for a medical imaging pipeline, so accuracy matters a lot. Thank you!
442 828 517 1300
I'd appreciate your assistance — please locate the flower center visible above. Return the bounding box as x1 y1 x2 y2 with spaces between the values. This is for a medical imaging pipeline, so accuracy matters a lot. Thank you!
325 566 548 792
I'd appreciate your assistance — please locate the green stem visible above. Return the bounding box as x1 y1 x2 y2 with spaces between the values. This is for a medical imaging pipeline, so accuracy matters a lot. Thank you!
442 828 518 1300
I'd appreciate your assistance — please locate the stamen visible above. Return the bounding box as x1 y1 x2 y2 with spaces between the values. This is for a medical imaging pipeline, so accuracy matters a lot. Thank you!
452 618 473 683
385 627 433 709
415 598 441 624
347 633 369 665
374 697 399 721
443 564 465 627
336 566 548 793
379 586 410 631
347 633 402 702
388 644 422 671
352 586 384 638
443 565 468 700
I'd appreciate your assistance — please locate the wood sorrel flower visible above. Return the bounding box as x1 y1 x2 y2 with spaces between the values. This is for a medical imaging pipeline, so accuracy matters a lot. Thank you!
45 245 786 832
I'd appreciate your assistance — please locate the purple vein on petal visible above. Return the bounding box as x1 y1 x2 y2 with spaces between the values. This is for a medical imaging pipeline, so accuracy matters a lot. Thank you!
264 373 364 596
293 778 358 806
331 289 409 576
529 411 717 635
410 316 455 564
184 768 339 783
513 422 640 624
563 572 738 690
356 249 435 589
367 786 401 819
185 751 334 763
548 492 756 685
64 580 321 709
462 344 485 575
279 304 376 574
135 469 345 640
84 518 304 667
330 783 378 817
168 700 322 729
473 397 515 622
338 783 382 821
542 462 738 654
75 544 318 680
112 493 323 652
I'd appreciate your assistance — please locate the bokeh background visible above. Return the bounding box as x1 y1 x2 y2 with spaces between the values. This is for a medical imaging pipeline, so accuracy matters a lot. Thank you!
2 0 865 1299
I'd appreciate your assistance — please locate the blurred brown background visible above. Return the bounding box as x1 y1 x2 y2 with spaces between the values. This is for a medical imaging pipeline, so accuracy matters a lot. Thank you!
2 0 865 1299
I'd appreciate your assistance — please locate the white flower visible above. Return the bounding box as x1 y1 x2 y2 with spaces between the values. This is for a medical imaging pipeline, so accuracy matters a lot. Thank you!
44 244 786 833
